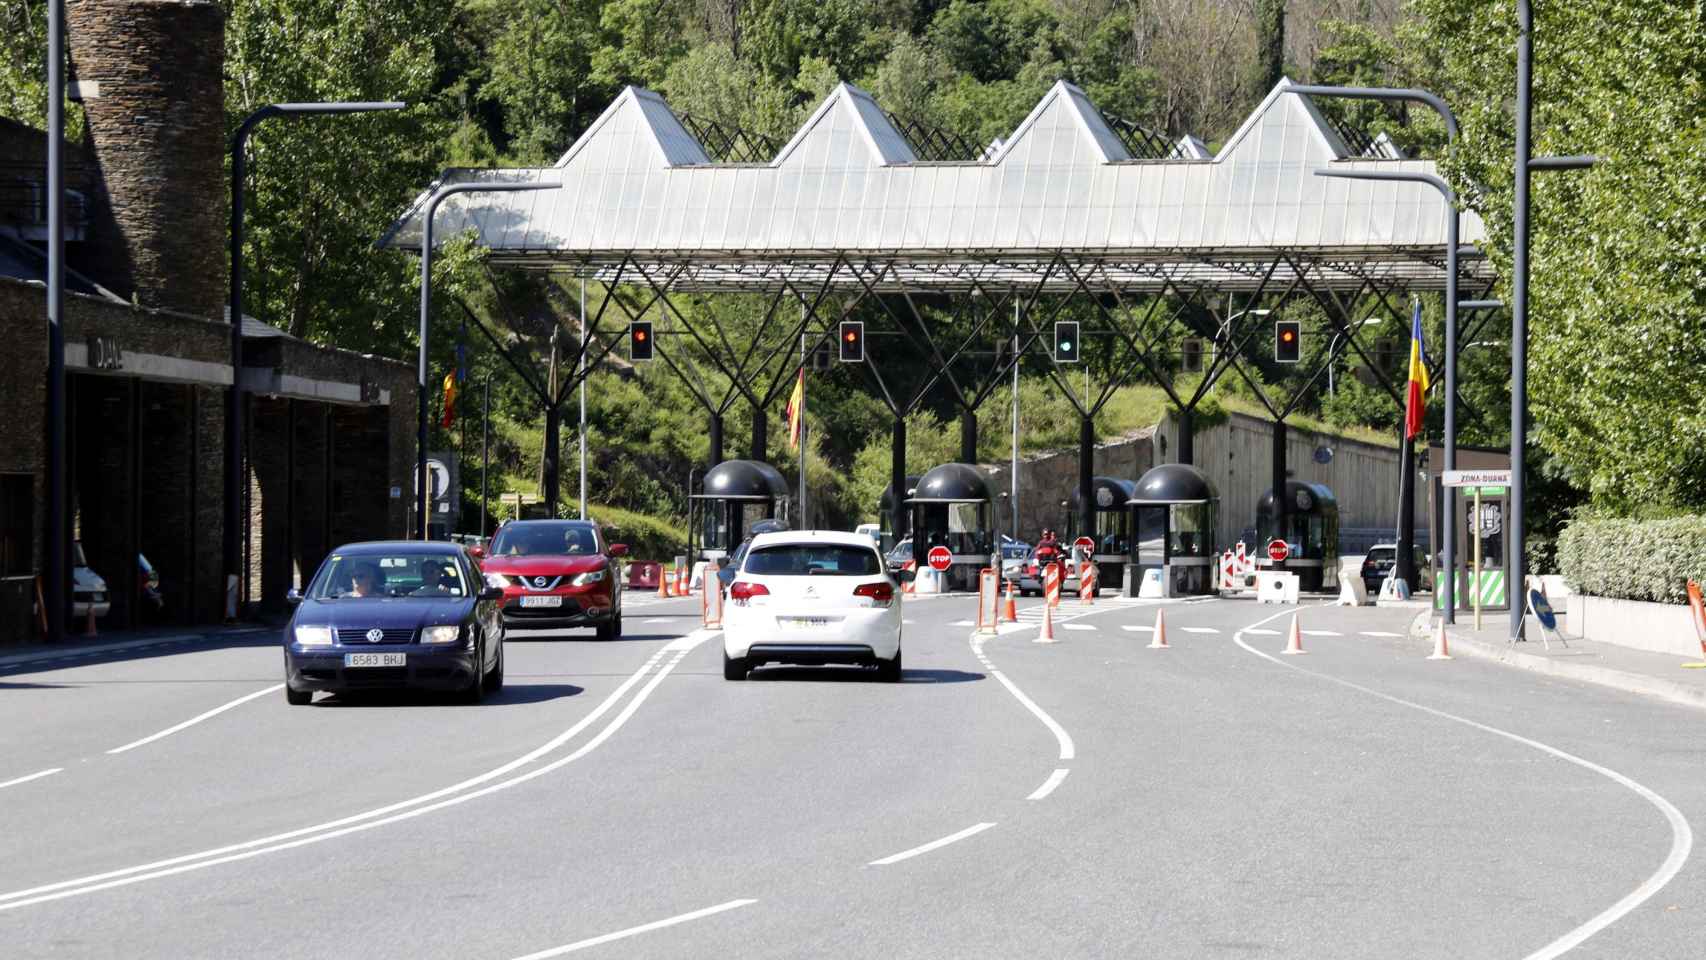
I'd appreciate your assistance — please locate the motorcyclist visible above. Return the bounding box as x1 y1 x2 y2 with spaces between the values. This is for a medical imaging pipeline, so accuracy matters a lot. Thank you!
1033 529 1064 580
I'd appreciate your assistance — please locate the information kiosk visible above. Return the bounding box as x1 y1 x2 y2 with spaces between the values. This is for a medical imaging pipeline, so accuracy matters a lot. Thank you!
906 463 994 592
1126 464 1218 597
1255 481 1339 592
688 460 791 562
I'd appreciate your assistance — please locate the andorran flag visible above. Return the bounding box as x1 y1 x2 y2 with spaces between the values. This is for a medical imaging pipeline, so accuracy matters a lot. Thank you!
440 370 458 429
1404 302 1429 440
785 368 805 450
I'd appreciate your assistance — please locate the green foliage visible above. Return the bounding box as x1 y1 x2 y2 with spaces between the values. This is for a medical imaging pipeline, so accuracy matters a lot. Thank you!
1249 0 1286 102
585 502 687 561
1556 514 1706 604
1407 0 1706 513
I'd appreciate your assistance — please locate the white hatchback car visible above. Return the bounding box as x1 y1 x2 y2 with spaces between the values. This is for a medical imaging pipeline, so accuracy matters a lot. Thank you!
722 530 906 682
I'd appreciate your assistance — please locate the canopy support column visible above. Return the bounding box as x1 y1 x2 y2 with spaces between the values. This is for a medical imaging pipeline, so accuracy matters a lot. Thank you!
1177 408 1194 465
709 413 723 469
751 403 767 462
542 405 561 518
892 418 909 547
1078 416 1095 546
1271 420 1288 562
960 409 977 464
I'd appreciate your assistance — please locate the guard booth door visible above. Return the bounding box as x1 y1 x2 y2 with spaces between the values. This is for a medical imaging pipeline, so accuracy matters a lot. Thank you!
1439 486 1510 613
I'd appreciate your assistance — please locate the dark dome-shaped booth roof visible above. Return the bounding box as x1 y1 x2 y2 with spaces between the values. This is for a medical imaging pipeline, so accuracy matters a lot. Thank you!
1069 477 1138 511
1128 464 1217 505
906 463 991 503
693 459 789 500
878 475 923 513
1256 480 1337 513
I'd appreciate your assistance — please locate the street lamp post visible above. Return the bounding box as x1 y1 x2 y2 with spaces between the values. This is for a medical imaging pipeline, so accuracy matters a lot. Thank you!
226 100 404 619
1316 168 1458 611
44 0 67 641
416 179 558 540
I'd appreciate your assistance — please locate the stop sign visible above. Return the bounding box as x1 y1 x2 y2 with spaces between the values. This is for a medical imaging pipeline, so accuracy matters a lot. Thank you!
1074 536 1095 555
927 545 953 571
1267 539 1290 562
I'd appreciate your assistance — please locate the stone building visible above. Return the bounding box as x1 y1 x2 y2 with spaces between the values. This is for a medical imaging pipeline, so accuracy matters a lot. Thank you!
0 1 413 643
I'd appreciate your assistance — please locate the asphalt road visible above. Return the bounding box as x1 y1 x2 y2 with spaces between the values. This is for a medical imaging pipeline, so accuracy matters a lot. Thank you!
1 590 1702 958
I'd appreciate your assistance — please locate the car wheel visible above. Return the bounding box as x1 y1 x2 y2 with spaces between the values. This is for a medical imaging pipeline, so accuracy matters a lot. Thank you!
461 644 487 704
285 686 312 706
877 647 902 683
484 639 504 694
723 650 747 681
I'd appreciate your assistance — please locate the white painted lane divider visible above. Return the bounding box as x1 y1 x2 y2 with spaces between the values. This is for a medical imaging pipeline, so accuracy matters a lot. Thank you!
1181 627 1220 635
1063 624 1097 632
106 684 285 755
1362 631 1403 638
869 822 996 866
0 634 713 913
1302 630 1342 637
1026 768 1070 801
1231 607 1693 960
1121 625 1153 632
1245 628 1281 636
509 899 758 959
0 768 63 791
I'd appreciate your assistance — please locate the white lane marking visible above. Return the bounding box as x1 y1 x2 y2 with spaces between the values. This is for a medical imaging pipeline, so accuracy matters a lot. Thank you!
1181 627 1220 634
0 635 711 911
106 685 285 755
869 822 996 866
509 899 757 959
1122 625 1154 632
1026 768 1070 801
643 618 676 624
971 636 1075 761
0 768 63 791
1245 628 1281 636
1362 631 1403 638
902 619 917 625
1063 624 1097 632
1231 607 1693 960
1302 630 1341 637
950 620 975 626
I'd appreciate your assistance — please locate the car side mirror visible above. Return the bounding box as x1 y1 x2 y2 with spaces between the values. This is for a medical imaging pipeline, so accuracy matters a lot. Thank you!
479 585 504 602
285 588 303 605
895 568 916 584
608 543 629 557
469 545 486 559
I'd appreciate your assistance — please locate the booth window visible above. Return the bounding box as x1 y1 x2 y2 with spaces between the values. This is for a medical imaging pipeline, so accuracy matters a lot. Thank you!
1094 509 1129 554
1168 504 1210 558
1135 509 1165 565
0 474 31 577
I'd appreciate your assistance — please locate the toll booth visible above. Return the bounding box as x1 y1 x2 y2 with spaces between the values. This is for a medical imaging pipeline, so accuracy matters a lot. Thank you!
906 463 994 592
1437 483 1511 613
1255 481 1339 592
1064 477 1137 592
876 475 921 555
1125 464 1218 597
688 460 791 562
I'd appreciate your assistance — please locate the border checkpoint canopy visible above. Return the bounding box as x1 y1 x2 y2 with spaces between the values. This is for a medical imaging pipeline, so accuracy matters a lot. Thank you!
691 460 789 501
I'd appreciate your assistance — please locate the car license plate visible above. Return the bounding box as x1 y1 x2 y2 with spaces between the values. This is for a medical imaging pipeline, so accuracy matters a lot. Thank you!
780 617 831 628
344 653 405 668
520 595 562 608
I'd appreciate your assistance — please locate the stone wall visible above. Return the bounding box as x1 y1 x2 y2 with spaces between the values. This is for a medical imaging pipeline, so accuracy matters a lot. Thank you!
67 0 227 320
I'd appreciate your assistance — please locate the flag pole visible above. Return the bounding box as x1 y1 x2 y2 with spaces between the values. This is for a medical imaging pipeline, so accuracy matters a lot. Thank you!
798 308 807 528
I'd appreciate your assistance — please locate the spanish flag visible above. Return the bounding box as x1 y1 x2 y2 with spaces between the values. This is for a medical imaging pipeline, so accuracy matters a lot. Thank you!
785 369 805 450
440 370 458 429
1404 302 1429 440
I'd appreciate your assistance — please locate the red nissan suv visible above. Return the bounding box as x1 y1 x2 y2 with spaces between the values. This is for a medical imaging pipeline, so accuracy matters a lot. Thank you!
476 520 627 639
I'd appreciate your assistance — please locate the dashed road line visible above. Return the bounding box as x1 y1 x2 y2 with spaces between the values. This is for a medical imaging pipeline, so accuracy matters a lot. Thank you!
1362 631 1404 638
1063 624 1097 631
0 768 63 791
1181 627 1220 634
509 899 758 959
106 684 284 755
869 822 996 866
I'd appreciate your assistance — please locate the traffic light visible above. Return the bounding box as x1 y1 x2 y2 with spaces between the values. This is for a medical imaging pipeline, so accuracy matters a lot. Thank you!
1055 321 1080 363
838 320 865 362
629 320 653 361
1274 320 1301 363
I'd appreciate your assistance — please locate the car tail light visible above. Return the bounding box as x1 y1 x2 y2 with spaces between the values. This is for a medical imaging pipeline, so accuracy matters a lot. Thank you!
729 581 769 604
854 582 894 606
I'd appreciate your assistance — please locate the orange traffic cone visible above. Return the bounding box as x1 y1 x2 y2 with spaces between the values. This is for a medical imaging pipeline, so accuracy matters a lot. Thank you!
1428 620 1453 660
1282 614 1307 655
657 564 671 598
1003 580 1019 623
1147 607 1169 649
1035 599 1059 644
676 564 687 597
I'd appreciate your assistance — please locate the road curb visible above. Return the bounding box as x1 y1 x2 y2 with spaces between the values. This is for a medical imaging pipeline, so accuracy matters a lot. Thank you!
1407 611 1706 713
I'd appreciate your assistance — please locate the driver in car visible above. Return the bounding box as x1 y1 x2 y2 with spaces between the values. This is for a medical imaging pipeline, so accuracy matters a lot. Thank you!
412 561 461 596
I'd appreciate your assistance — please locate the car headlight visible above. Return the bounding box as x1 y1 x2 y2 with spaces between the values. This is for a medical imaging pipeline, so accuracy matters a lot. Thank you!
294 625 333 646
571 569 607 586
484 573 510 589
421 625 461 644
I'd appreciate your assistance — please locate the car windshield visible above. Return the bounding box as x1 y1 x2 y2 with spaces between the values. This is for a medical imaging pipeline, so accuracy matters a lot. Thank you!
746 543 882 576
491 522 599 557
307 552 468 599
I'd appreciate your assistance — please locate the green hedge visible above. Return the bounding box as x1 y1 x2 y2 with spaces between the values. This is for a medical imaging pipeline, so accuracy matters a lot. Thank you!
1555 515 1706 604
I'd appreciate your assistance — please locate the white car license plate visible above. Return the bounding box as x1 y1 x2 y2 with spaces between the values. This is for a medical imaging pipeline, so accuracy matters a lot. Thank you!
779 616 832 628
520 595 562 608
344 653 406 668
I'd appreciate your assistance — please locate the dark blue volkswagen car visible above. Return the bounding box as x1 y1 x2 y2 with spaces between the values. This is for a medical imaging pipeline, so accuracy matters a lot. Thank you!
283 541 506 705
